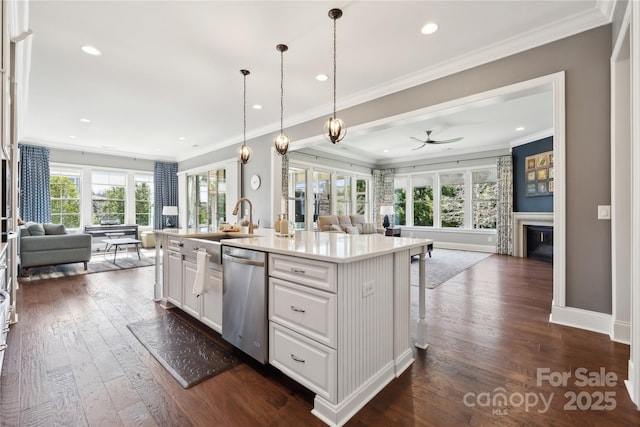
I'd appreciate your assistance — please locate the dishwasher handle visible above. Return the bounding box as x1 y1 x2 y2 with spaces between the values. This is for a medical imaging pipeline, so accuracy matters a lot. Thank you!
223 253 265 267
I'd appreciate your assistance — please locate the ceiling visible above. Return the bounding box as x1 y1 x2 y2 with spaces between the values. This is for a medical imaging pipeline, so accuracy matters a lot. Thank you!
24 1 610 164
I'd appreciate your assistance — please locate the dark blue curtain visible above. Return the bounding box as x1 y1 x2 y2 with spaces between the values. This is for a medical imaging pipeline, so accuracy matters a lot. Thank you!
19 144 51 223
154 162 178 229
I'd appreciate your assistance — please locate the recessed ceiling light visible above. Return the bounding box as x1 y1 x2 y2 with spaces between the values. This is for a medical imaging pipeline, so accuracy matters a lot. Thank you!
516 126 525 131
80 118 91 123
253 104 262 110
69 135 77 139
178 137 186 141
421 22 439 35
383 149 389 153
81 45 101 56
316 74 329 82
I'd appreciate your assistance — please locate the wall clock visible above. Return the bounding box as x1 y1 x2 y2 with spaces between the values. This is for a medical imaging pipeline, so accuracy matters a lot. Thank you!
250 174 261 190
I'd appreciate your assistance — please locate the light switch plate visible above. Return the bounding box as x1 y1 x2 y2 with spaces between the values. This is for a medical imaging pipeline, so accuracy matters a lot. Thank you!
598 205 611 220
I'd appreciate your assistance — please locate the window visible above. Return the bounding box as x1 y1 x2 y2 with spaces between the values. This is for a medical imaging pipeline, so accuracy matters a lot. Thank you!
50 170 81 228
335 175 351 215
134 174 154 226
440 172 465 228
313 171 331 227
355 179 368 216
288 168 307 229
394 176 407 226
472 169 497 229
412 174 434 226
187 168 226 230
92 171 126 225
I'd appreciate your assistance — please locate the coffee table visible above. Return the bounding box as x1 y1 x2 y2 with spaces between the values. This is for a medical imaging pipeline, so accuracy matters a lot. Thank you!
102 238 142 263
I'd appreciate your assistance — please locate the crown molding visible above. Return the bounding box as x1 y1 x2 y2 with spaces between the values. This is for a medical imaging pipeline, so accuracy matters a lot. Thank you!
597 0 616 22
509 128 555 148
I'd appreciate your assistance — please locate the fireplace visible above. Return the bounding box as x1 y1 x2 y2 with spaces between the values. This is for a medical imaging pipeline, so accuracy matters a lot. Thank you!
526 225 553 262
512 212 553 257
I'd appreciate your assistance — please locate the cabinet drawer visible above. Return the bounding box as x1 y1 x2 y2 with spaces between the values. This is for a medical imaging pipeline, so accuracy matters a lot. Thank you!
269 322 336 402
166 237 183 252
269 254 336 292
269 278 336 348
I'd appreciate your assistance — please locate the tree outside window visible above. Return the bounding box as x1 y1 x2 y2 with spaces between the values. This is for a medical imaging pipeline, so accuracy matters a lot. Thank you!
92 171 126 225
134 174 154 226
472 169 497 229
412 174 434 226
440 172 465 228
356 179 367 216
50 171 81 228
394 176 407 226
335 175 351 215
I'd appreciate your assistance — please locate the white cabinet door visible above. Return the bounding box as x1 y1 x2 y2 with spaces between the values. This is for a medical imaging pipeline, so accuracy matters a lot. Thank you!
166 251 183 306
201 265 223 333
182 259 201 318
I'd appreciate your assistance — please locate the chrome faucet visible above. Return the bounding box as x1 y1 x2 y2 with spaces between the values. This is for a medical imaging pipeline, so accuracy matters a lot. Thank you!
232 198 254 234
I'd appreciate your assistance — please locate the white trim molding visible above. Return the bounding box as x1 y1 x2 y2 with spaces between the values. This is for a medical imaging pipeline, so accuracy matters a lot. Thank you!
612 321 631 345
512 212 554 257
550 306 612 336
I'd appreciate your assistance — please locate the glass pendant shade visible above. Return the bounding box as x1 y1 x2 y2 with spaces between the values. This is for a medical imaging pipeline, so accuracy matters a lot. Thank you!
324 117 346 144
323 8 346 145
274 132 290 155
237 144 252 165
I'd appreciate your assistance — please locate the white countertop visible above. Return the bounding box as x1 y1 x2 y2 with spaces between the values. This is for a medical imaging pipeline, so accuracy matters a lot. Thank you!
220 229 432 263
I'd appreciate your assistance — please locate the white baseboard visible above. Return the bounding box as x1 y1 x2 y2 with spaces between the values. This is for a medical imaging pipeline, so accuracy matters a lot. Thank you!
433 242 496 253
550 305 612 335
611 320 631 344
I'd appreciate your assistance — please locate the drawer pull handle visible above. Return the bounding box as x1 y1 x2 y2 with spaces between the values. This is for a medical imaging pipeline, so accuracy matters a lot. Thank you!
0 344 6 352
290 305 305 313
290 354 305 363
291 268 306 274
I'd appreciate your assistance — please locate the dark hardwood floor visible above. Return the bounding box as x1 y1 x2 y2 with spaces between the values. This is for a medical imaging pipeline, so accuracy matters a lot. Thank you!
1 255 639 426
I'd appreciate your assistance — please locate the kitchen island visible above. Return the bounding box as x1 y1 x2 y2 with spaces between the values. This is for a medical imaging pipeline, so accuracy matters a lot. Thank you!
154 229 431 427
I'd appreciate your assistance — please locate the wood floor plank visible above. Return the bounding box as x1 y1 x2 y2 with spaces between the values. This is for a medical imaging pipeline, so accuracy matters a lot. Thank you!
2 255 640 426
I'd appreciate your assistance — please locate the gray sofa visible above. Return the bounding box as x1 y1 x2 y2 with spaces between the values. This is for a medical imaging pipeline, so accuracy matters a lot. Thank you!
19 223 92 276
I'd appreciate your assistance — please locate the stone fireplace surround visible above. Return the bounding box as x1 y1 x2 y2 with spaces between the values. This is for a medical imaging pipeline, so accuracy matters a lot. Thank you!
512 212 554 257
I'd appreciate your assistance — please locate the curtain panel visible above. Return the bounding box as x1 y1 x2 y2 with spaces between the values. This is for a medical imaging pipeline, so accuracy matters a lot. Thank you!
154 162 178 229
496 155 513 255
19 144 51 223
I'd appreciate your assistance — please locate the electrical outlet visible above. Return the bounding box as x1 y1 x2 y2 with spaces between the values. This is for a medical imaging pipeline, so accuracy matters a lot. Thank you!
362 281 374 298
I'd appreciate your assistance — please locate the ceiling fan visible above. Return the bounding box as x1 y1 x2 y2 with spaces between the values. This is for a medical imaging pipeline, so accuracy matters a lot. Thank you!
411 130 464 150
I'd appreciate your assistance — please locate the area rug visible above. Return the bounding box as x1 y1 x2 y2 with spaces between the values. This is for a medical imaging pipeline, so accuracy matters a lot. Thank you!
411 248 492 289
127 313 239 388
18 248 156 282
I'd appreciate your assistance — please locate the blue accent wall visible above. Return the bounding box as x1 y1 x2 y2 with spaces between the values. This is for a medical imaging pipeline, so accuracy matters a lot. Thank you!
513 137 553 212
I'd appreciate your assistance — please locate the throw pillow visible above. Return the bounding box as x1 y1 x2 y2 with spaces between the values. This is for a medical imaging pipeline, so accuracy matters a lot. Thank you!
329 224 343 232
44 223 67 235
345 226 360 235
362 222 377 234
27 223 45 236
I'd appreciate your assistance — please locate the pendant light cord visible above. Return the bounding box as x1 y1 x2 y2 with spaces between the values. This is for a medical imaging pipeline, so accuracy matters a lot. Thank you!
332 16 337 120
280 49 284 133
243 73 247 145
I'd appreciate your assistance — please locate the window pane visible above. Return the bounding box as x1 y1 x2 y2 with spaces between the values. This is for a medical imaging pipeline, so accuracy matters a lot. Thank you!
413 174 434 227
472 168 497 229
393 177 406 226
92 171 126 225
440 172 464 228
135 174 154 227
50 171 82 228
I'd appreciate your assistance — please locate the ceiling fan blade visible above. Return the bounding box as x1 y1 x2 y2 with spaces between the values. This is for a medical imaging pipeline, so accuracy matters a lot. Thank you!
412 143 427 150
429 137 464 144
410 136 427 143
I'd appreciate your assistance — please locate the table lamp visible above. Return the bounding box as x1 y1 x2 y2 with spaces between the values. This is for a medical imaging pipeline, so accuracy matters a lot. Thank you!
162 205 178 228
380 206 394 229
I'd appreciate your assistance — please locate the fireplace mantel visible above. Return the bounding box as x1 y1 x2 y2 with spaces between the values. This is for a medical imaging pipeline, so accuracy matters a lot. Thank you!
512 212 554 257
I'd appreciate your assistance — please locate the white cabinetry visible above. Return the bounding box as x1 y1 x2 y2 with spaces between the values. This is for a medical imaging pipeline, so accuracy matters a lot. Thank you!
160 235 223 334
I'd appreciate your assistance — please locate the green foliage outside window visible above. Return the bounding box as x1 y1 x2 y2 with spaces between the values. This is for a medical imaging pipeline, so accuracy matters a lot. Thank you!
413 186 433 226
394 188 406 225
93 186 125 225
50 175 81 228
441 184 465 227
135 182 152 225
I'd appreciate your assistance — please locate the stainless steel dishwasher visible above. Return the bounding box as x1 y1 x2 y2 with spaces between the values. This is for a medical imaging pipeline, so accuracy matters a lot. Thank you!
222 246 267 363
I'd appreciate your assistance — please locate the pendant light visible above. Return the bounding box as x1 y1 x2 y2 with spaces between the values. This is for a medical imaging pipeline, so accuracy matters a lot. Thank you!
323 8 346 144
274 44 290 155
237 69 252 164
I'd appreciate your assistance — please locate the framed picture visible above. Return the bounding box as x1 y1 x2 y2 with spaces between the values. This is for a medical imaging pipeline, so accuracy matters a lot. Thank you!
525 149 553 197
537 168 548 180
